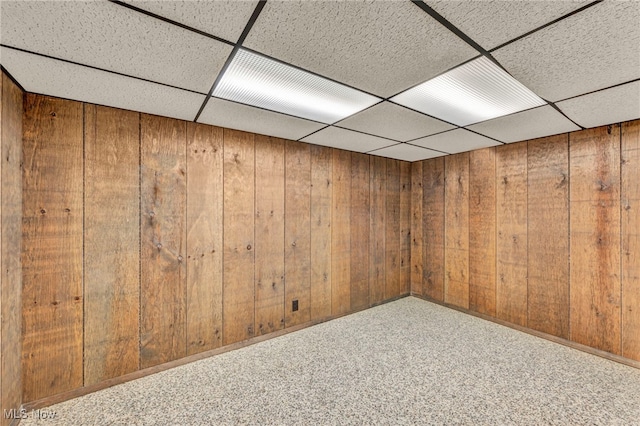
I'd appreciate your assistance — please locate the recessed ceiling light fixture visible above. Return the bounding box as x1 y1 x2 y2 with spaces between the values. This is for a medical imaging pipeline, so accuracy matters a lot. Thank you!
213 49 380 124
390 57 546 127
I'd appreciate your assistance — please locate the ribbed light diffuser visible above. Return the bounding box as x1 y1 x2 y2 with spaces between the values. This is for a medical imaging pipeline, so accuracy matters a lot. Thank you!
213 49 380 124
391 57 546 126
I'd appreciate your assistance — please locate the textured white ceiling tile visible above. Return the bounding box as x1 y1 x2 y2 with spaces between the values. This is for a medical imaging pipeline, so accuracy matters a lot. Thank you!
426 0 590 50
493 1 640 102
369 144 445 162
198 97 326 141
243 0 477 98
301 127 394 153
466 105 580 143
0 1 232 93
123 0 258 42
412 129 501 154
0 48 204 121
335 102 455 142
557 81 640 129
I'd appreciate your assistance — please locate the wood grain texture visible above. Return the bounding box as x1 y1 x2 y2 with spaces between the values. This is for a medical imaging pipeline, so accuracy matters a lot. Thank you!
444 153 469 309
385 159 401 300
310 145 332 320
22 94 83 402
400 161 411 296
254 135 284 335
186 123 223 354
285 141 311 327
369 156 386 305
350 152 370 311
570 126 622 354
140 114 187 368
422 157 445 302
469 148 496 316
1 72 22 421
496 142 528 327
411 161 423 296
84 105 140 384
527 135 569 338
331 149 351 315
223 129 255 345
622 120 640 361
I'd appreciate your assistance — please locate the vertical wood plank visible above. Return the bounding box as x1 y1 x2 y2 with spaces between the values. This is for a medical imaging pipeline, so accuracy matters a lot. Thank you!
444 153 470 309
310 145 332 320
186 123 223 354
331 149 351 314
570 125 621 354
622 120 640 361
22 94 83 401
350 152 370 311
84 105 140 384
422 157 445 302
140 114 187 368
223 129 255 344
400 161 411 296
496 142 528 327
411 161 423 296
254 135 285 335
285 141 311 327
385 159 401 300
527 135 570 338
369 156 386 305
469 148 496 316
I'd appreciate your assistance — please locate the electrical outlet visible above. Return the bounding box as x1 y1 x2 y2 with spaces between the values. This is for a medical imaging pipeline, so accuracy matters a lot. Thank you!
292 299 299 312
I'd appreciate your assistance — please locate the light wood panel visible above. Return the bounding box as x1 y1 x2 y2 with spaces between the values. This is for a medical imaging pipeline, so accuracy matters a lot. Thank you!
444 153 469 309
527 135 569 338
369 156 386 305
350 152 370 311
310 145 332 320
84 105 140 384
422 157 445 301
400 161 411 295
385 159 401 300
255 135 285 335
570 125 621 354
496 142 528 327
469 148 496 316
22 94 83 402
411 161 423 296
186 123 223 354
285 141 311 326
332 149 351 315
622 120 640 361
140 114 187 368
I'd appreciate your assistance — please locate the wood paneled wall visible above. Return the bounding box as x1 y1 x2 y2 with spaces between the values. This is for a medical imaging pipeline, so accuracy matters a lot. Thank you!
412 121 640 362
19 93 411 403
1 72 23 425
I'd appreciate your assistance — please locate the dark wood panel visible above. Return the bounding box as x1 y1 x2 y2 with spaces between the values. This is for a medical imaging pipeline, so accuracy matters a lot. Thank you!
84 105 140 384
140 114 187 368
350 152 370 311
411 161 423 296
223 129 255 345
469 148 496 316
369 156 386 305
331 149 351 314
496 142 528 327
254 135 285 335
400 161 411 295
186 123 223 354
527 135 569 338
422 157 445 302
285 141 311 326
622 120 640 361
570 126 621 353
22 94 83 401
444 153 469 309
310 145 332 320
385 159 401 300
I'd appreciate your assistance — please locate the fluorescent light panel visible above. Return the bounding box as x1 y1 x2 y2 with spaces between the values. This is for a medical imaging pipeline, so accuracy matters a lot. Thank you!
391 57 546 126
213 49 380 124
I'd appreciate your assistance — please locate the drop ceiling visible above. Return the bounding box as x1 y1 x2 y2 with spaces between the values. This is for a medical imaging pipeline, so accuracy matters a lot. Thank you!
1 0 638 162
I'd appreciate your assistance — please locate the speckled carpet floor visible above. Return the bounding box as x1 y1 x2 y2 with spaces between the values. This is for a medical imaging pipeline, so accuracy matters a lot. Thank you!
21 297 640 425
